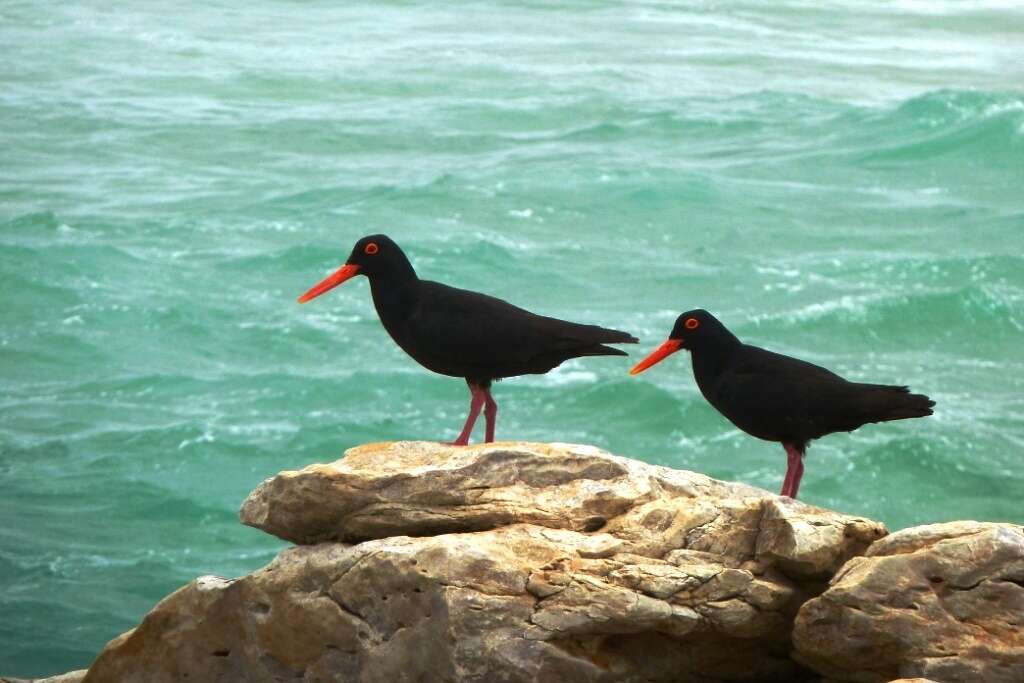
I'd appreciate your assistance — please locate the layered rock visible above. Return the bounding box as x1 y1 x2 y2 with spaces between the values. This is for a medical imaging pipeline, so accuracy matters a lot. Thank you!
59 442 1022 682
81 441 885 682
86 528 804 682
239 441 883 578
794 521 1024 683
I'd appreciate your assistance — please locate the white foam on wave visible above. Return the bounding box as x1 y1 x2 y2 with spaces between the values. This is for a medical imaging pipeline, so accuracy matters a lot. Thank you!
436 231 542 253
177 430 215 451
750 292 892 325
539 367 599 387
885 0 1024 15
755 265 801 278
296 311 365 334
223 421 299 438
513 362 599 388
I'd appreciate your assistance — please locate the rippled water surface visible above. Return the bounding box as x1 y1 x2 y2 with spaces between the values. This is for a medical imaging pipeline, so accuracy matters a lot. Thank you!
2 1 1023 676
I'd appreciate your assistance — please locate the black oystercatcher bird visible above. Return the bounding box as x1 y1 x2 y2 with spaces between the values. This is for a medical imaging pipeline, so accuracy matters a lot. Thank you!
629 309 934 498
298 235 637 445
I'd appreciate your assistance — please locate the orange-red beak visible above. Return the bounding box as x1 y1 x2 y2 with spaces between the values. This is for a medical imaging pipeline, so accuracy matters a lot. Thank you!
629 339 683 375
297 264 361 303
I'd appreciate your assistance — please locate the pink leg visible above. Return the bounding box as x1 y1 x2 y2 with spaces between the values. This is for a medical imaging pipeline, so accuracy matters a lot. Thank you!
780 457 795 497
781 443 805 498
450 384 486 446
483 388 498 443
790 454 805 499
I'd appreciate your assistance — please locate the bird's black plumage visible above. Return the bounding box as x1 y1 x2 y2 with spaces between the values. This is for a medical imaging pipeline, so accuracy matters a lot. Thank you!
299 234 637 444
631 309 934 498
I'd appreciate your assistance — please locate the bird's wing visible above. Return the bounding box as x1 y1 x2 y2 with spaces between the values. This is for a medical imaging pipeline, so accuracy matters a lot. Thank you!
730 345 846 383
404 281 630 374
712 346 862 442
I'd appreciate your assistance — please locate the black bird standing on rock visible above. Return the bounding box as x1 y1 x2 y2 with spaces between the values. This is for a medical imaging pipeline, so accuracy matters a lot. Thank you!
298 235 637 445
630 309 934 498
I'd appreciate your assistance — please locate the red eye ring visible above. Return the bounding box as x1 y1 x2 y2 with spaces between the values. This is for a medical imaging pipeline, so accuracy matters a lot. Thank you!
685 318 699 330
364 242 379 255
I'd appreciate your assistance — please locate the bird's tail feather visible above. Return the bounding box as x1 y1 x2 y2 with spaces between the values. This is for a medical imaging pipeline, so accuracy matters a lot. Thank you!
576 344 630 358
860 384 935 422
574 325 637 357
578 325 638 346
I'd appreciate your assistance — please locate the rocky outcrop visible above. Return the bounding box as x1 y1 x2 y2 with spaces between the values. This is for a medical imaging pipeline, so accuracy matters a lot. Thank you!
85 529 806 682
38 441 1020 682
793 521 1024 683
239 441 882 579
81 441 885 682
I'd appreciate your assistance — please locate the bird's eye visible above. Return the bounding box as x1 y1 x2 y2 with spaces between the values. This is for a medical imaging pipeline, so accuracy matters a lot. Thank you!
364 242 379 255
685 317 699 330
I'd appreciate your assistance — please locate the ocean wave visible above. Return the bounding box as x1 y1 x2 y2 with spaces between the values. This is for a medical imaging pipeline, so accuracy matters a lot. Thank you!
894 89 1024 123
752 281 1023 341
853 89 1024 162
219 243 343 272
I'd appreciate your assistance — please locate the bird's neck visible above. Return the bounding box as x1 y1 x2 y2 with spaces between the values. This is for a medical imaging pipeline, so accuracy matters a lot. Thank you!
690 335 742 387
368 259 419 323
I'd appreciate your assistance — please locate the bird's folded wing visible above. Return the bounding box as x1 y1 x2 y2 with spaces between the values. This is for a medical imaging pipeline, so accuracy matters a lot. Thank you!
408 280 624 367
730 345 846 383
715 347 862 438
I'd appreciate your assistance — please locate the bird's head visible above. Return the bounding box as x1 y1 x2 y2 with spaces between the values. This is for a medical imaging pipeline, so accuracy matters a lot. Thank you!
629 309 733 375
298 234 409 303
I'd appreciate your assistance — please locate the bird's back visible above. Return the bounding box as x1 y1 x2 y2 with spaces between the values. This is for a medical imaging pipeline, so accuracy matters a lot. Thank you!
703 345 933 445
388 280 636 381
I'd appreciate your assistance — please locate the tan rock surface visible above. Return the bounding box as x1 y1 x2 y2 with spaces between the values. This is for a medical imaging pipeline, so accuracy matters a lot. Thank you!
84 526 813 682
78 441 889 683
240 441 885 579
38 673 87 683
0 671 86 683
793 521 1024 683
26 444 1024 682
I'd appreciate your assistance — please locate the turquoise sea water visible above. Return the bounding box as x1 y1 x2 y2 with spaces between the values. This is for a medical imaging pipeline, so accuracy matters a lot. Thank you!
2 1 1023 676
